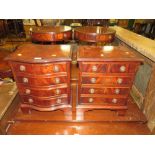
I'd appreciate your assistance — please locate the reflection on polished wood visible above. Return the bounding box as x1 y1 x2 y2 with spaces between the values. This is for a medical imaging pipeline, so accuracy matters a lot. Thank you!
31 26 72 43
77 46 143 119
75 26 116 43
6 44 72 116
2 43 151 134
7 122 151 135
6 63 150 135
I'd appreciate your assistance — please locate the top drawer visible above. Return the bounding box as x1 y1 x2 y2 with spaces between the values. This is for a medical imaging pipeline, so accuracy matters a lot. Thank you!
10 62 68 75
80 62 107 73
79 62 140 73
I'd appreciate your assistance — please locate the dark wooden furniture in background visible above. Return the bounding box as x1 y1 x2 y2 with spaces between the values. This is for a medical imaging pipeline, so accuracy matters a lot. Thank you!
77 45 143 120
6 44 72 119
81 19 109 26
31 26 72 44
0 48 13 79
74 26 116 44
6 19 25 37
0 20 7 39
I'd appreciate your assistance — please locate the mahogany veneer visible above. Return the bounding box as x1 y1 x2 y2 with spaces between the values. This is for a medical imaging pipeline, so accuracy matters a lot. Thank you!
77 45 143 120
6 44 72 118
74 26 116 43
31 26 72 43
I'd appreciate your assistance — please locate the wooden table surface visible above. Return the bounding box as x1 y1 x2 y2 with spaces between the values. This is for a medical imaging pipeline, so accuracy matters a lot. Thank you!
6 64 151 135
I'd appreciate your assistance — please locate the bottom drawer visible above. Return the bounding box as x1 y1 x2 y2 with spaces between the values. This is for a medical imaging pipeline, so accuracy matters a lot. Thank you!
80 97 127 105
21 95 68 107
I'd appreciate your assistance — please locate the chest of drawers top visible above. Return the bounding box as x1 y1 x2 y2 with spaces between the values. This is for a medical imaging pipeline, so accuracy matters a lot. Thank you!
6 44 72 63
77 45 143 62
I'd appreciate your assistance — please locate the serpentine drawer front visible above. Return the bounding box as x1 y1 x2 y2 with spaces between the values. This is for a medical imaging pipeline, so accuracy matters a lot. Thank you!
6 44 72 115
77 45 143 119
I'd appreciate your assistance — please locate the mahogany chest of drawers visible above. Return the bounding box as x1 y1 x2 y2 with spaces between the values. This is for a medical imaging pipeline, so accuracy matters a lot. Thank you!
6 44 72 116
77 45 143 120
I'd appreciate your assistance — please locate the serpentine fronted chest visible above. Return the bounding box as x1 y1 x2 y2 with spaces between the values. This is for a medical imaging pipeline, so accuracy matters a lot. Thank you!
6 44 72 116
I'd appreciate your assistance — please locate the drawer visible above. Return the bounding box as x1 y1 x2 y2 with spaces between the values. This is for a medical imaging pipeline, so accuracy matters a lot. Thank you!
15 75 68 86
17 84 68 97
10 62 68 75
81 75 133 86
80 96 127 105
80 62 107 73
81 86 130 95
21 95 68 107
109 62 140 73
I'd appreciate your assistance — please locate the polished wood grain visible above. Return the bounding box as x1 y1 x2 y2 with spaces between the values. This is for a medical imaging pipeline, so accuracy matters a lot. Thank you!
5 63 150 134
5 44 72 63
6 83 150 135
6 44 72 114
77 46 143 119
31 26 72 43
10 62 68 74
81 86 130 95
81 75 134 85
8 82 147 122
14 74 68 86
21 95 68 107
7 122 151 135
17 84 68 97
80 62 140 73
75 26 116 43
77 46 144 62
80 96 127 105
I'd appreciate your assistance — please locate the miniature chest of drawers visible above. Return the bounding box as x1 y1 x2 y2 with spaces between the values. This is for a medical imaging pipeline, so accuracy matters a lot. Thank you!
6 44 72 115
77 45 143 120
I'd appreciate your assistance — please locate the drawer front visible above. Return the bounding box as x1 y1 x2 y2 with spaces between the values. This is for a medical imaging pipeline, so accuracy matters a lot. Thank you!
10 62 67 75
82 76 133 85
17 84 68 97
15 75 68 86
21 95 68 107
81 86 130 95
80 97 127 105
80 62 107 73
109 62 140 73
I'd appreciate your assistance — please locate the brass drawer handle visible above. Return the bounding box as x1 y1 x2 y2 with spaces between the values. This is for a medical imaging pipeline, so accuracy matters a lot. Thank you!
89 88 95 94
90 78 96 83
23 77 28 83
115 88 120 94
25 89 31 94
55 89 61 95
53 65 59 72
88 98 94 103
20 65 26 71
92 65 97 72
28 98 33 103
112 98 117 103
120 66 126 72
56 98 61 104
117 78 123 84
55 78 60 84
